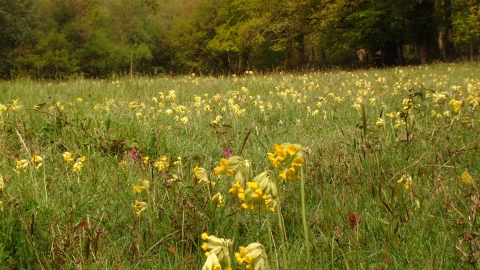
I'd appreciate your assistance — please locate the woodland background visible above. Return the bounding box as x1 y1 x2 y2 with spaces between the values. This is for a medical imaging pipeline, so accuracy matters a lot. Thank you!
1 0 479 79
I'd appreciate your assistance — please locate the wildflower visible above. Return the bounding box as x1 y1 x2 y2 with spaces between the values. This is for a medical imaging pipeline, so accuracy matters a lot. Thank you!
133 178 150 193
63 152 74 163
143 156 150 164
0 175 4 191
133 200 147 216
375 118 385 127
235 242 267 270
268 143 305 180
180 117 188 125
462 170 473 185
449 99 462 113
202 252 222 270
130 148 138 163
173 157 182 166
73 156 85 173
31 155 44 170
214 156 249 180
211 192 224 208
397 173 413 189
154 156 169 171
241 171 277 211
195 166 212 185
229 182 246 200
16 159 29 172
222 147 232 158
201 233 233 269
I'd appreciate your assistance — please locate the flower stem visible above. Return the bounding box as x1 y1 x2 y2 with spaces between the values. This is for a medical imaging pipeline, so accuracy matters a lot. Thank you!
276 200 288 268
300 168 311 269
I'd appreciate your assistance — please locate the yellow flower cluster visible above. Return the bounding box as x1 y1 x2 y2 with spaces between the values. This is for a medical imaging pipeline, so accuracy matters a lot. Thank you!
195 166 214 186
230 171 277 212
267 143 304 180
16 159 29 173
462 170 473 185
201 233 232 269
214 156 250 184
63 152 85 173
235 242 267 270
154 156 169 171
133 200 147 216
73 157 86 173
31 155 44 171
133 178 150 193
397 172 413 189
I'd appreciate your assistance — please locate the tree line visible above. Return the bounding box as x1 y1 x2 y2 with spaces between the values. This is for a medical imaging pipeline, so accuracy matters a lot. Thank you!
1 0 479 79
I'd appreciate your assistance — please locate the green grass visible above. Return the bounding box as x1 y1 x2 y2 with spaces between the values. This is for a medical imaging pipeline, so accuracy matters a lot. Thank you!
1 63 480 269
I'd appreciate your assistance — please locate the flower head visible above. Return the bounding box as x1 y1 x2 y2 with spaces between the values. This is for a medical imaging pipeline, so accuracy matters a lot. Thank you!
202 252 222 270
201 233 233 269
133 178 150 193
133 200 147 216
397 172 413 189
31 155 44 170
241 171 277 212
268 143 304 180
63 152 74 163
130 148 138 163
16 159 29 172
235 242 267 270
462 170 473 185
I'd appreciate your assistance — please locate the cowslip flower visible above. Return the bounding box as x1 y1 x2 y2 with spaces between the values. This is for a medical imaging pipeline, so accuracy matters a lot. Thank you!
375 118 385 127
241 171 277 212
235 242 267 270
133 178 150 193
397 173 413 189
462 170 473 185
133 200 147 216
202 252 222 270
0 175 4 191
211 192 224 208
268 143 304 181
195 166 212 185
201 233 233 269
73 157 86 173
214 156 250 184
449 98 462 113
16 159 29 172
63 152 74 163
154 156 169 171
31 155 44 170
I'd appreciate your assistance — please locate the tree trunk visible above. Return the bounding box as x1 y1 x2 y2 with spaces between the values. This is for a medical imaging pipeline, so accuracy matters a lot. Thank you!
443 0 456 60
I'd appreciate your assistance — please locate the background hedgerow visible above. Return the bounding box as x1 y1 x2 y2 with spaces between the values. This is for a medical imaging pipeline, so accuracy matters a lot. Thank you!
0 63 480 268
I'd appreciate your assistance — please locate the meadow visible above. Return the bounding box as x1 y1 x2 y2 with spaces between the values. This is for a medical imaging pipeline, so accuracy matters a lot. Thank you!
1 63 480 269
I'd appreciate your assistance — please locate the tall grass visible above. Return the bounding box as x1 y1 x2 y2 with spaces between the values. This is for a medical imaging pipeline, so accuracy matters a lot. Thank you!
0 63 480 269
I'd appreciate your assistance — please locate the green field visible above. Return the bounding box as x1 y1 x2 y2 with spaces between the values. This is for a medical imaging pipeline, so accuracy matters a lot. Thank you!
1 63 480 269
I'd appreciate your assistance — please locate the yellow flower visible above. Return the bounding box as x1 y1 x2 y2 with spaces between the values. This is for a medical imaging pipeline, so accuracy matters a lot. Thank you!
63 152 74 163
235 242 267 270
397 173 413 189
16 159 29 172
133 178 150 193
201 233 233 269
268 143 304 180
462 170 473 185
73 157 85 173
242 171 277 212
211 192 224 208
375 118 385 127
31 155 44 170
449 98 462 113
202 252 222 270
0 175 4 191
133 200 147 216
